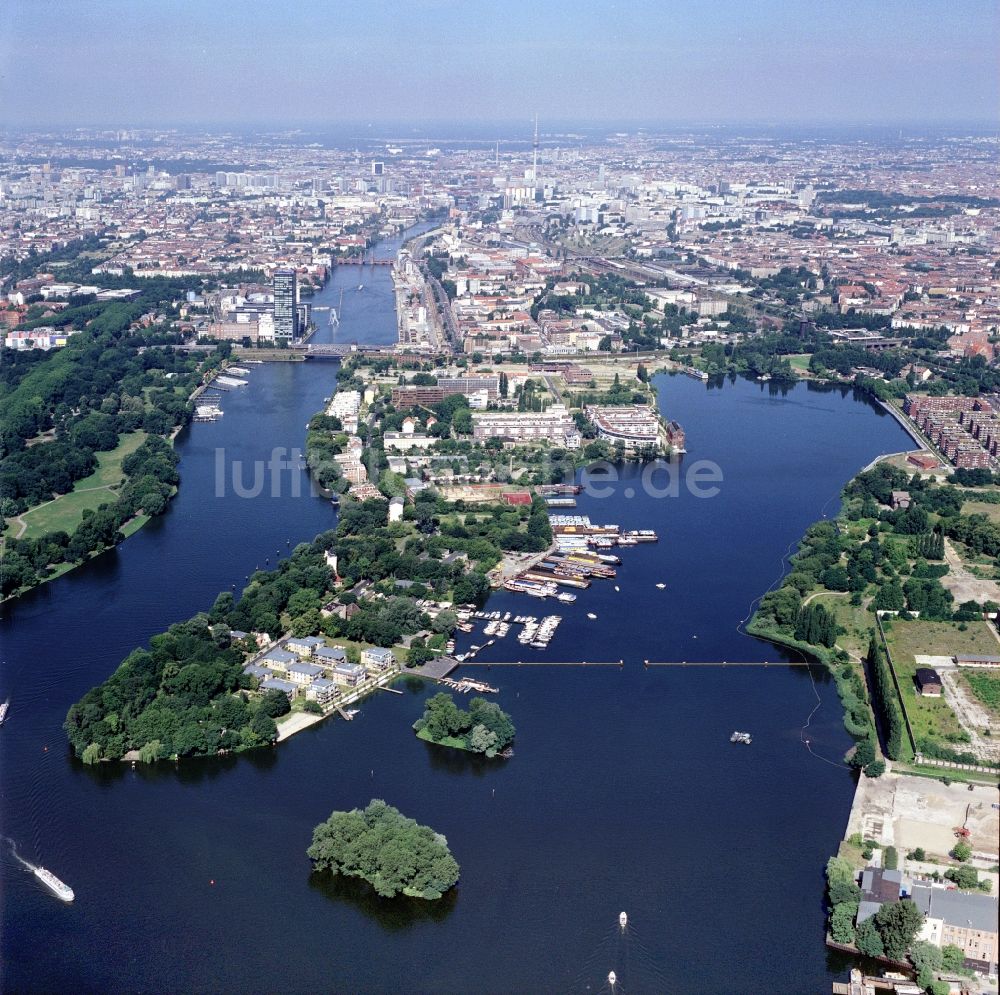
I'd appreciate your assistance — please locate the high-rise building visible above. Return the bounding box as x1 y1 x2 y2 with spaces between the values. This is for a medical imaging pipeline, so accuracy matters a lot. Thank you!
273 269 298 342
372 161 385 176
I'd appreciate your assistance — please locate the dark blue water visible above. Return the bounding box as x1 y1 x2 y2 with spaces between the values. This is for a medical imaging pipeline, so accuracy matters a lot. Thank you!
1 277 915 993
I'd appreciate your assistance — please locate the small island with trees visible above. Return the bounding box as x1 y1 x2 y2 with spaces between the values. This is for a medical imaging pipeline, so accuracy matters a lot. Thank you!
307 799 460 900
413 692 515 757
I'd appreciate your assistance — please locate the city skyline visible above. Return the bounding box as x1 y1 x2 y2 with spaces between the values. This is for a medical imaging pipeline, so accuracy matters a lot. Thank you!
3 0 998 129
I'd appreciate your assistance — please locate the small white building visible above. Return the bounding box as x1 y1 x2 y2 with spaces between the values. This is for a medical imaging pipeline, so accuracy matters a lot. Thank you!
286 661 325 685
388 496 405 522
331 661 366 687
260 677 298 700
286 635 325 659
315 646 348 669
306 677 337 706
362 646 396 671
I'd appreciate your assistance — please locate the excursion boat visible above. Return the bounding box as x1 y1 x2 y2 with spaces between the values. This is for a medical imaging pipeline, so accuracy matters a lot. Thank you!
0 700 8 725
34 866 74 902
730 731 752 745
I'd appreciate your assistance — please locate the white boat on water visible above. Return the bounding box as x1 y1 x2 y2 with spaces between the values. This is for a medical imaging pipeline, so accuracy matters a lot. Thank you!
0 699 8 725
586 613 597 620
655 582 666 589
34 866 74 902
357 283 364 291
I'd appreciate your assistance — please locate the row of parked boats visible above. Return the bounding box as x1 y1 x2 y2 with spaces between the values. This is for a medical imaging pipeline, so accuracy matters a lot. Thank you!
452 609 566 657
517 615 562 648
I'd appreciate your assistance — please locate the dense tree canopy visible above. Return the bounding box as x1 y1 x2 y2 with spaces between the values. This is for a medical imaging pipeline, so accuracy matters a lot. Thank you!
307 799 460 900
64 538 337 761
413 692 516 757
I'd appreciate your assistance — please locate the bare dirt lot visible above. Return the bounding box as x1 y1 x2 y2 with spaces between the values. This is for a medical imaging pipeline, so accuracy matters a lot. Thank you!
846 771 1000 862
942 538 1000 604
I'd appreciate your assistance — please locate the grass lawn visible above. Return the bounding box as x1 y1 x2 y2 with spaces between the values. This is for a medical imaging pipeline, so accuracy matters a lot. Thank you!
882 619 996 745
962 500 1000 525
788 354 811 372
811 591 873 661
962 670 1000 716
13 431 147 540
415 726 472 752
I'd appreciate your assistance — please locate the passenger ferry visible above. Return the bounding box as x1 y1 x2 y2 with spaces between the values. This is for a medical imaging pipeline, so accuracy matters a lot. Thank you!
34 866 74 902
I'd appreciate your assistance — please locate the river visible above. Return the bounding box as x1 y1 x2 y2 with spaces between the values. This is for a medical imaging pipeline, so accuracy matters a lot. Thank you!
0 239 916 992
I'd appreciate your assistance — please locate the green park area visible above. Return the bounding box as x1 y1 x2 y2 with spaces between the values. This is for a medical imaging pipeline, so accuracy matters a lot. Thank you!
12 431 148 540
882 618 996 744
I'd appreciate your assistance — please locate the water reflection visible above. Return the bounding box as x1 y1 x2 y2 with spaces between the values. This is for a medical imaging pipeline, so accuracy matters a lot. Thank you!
72 743 279 787
421 740 510 777
307 869 458 929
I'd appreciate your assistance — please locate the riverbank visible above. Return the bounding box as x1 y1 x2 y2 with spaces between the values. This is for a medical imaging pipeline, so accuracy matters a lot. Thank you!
276 667 405 743
749 459 1000 772
3 296 922 994
0 349 246 603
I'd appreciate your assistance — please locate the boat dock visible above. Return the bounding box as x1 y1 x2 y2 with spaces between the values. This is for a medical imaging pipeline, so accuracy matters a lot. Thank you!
500 514 658 604
194 403 223 422
439 677 499 694
832 968 917 993
410 656 461 680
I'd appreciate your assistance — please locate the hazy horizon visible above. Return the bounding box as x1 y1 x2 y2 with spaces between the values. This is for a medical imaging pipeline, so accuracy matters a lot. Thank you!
3 0 998 131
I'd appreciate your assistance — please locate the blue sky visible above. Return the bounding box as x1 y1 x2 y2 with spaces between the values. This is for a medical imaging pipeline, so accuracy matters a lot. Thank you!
3 0 998 128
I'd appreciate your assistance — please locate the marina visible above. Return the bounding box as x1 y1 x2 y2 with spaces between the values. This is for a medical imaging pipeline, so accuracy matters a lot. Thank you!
452 609 565 656
193 403 224 423
500 514 659 609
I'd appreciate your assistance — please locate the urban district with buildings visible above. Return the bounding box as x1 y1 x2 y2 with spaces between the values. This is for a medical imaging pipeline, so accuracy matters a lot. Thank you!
3 126 1000 993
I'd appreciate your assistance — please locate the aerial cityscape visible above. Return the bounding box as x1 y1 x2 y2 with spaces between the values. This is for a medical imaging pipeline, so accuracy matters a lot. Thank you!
1 2 999 993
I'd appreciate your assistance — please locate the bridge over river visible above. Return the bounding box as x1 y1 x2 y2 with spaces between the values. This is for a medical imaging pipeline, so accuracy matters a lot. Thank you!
294 342 387 360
